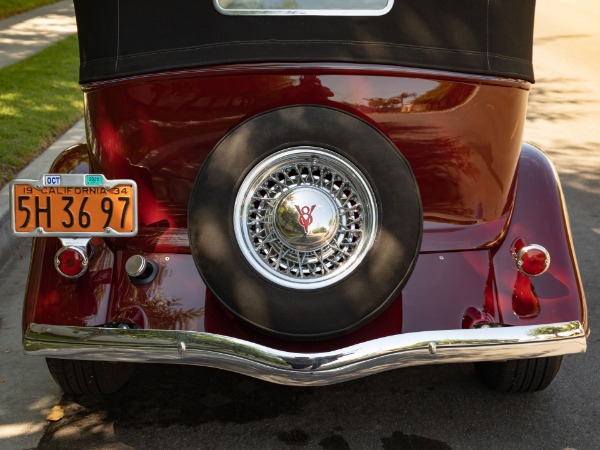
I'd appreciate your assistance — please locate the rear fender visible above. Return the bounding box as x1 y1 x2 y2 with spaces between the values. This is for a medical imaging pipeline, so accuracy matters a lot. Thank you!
492 143 587 332
22 145 115 334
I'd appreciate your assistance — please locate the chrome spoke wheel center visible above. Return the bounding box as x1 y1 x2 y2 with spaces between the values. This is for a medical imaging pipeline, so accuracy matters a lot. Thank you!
234 147 377 290
274 187 339 252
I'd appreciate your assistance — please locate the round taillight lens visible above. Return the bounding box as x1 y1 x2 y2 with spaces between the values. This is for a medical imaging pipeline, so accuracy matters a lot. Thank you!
54 246 88 278
516 244 550 277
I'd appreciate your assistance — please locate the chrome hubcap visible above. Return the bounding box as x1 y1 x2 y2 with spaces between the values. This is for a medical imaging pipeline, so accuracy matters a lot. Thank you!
274 187 339 252
234 147 377 290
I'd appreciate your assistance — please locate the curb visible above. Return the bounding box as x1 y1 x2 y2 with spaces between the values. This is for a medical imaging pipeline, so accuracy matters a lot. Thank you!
0 119 86 268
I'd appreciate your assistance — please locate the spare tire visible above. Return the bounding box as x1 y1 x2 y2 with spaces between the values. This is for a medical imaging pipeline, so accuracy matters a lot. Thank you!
189 105 422 339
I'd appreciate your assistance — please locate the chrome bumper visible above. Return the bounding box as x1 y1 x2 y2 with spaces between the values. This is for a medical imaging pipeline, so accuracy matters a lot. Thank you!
24 321 587 386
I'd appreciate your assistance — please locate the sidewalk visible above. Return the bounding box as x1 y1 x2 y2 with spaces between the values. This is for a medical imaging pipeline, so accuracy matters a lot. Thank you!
0 0 76 70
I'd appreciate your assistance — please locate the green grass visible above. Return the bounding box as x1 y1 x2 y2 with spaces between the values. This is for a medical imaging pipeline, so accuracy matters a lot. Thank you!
0 0 59 19
0 34 82 188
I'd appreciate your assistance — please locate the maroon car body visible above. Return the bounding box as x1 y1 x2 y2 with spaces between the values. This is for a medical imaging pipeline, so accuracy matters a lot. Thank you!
14 0 588 394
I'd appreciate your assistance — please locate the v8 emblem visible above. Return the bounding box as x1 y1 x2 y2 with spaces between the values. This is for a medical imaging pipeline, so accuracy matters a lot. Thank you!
295 205 316 233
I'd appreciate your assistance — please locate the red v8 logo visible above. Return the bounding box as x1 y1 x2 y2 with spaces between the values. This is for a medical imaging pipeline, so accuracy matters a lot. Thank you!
295 205 316 233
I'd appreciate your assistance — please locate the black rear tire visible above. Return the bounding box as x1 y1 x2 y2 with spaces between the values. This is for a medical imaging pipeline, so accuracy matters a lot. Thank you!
474 356 563 393
46 358 135 396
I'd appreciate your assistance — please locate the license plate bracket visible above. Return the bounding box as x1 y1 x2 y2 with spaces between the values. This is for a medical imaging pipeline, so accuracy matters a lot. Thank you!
10 174 138 237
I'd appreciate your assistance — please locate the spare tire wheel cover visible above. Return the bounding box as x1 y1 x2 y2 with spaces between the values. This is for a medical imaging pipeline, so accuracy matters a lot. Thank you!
188 106 422 339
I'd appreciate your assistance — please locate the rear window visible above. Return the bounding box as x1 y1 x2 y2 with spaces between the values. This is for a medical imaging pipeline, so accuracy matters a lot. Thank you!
214 0 393 16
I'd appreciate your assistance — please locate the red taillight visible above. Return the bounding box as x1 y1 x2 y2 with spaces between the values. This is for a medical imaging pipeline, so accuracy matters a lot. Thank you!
54 246 88 278
514 243 550 277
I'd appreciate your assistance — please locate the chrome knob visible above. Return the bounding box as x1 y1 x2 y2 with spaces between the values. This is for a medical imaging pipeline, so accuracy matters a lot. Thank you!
125 255 148 277
125 255 158 285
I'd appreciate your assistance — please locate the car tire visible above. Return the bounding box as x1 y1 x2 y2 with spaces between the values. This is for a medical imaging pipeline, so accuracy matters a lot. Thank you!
46 358 135 396
474 356 563 393
189 105 422 339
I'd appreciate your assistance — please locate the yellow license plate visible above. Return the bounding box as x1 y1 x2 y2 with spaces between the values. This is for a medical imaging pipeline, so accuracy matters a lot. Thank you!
10 174 137 236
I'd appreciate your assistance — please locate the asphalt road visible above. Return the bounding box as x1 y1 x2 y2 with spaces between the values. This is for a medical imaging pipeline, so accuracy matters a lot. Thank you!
1 1 599 449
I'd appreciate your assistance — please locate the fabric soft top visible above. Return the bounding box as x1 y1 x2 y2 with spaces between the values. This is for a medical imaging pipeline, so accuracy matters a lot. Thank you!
73 0 536 84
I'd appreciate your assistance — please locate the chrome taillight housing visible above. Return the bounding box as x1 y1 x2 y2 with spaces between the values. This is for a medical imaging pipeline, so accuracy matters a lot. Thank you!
515 244 551 277
54 245 88 278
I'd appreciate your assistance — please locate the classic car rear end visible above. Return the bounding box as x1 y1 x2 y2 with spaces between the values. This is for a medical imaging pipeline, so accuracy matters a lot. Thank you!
12 0 587 395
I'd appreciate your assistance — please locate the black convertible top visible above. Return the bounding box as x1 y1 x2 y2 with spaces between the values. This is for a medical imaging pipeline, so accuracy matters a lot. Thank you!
73 0 536 84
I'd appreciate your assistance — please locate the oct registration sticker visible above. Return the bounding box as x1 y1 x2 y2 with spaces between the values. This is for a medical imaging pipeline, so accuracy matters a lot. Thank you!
9 174 138 237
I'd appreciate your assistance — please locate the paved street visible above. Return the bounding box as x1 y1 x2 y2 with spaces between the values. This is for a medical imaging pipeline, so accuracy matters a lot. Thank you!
0 1 599 449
